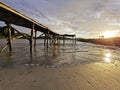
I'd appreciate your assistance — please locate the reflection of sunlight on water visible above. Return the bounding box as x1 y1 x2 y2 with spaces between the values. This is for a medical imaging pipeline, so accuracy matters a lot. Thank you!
105 57 111 63
104 53 111 63
105 53 111 57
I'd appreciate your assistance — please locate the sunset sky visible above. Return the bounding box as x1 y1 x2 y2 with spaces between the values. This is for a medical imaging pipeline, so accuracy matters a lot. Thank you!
0 0 120 38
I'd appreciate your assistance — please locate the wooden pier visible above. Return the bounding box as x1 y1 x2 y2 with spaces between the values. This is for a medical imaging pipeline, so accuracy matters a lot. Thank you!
0 2 76 53
60 34 76 46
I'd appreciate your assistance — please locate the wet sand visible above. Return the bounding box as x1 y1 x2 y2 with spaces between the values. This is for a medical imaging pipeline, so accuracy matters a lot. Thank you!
0 39 120 90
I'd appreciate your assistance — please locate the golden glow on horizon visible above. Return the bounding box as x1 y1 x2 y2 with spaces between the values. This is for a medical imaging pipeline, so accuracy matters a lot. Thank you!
103 31 116 38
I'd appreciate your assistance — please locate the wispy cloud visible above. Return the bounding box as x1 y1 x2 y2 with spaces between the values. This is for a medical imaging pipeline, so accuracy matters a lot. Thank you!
0 0 120 38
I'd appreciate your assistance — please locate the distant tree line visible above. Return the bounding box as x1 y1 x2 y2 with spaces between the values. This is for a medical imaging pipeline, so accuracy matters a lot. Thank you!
77 37 120 47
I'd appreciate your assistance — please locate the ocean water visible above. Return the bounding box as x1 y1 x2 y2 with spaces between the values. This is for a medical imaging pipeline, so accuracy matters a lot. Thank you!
0 39 120 68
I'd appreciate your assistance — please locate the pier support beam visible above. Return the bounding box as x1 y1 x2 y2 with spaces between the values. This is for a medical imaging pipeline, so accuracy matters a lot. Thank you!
56 37 59 45
58 37 60 45
30 23 34 54
63 36 65 46
49 37 52 46
44 34 46 46
34 30 37 48
75 35 76 45
48 33 56 46
7 24 12 52
47 31 49 48
72 36 74 45
52 35 55 45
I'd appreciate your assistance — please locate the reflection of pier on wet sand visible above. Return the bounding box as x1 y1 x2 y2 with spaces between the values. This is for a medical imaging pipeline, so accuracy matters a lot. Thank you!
0 2 76 53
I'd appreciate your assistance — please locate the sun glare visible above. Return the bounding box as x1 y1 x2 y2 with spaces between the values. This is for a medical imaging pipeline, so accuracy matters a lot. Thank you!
103 31 115 38
104 53 111 63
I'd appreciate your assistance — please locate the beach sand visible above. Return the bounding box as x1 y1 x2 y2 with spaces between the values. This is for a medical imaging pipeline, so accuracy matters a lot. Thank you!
0 39 120 90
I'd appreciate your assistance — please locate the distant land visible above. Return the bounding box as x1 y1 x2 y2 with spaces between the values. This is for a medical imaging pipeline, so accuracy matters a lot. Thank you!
77 37 120 47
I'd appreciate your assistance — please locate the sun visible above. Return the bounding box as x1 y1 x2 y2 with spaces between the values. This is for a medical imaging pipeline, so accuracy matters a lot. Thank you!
103 31 115 38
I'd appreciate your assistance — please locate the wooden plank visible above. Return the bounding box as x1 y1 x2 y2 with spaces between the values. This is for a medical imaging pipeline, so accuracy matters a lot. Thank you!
0 44 8 53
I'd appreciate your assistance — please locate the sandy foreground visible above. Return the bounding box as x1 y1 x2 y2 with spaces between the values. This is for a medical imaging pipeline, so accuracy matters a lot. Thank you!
0 62 120 90
0 39 120 90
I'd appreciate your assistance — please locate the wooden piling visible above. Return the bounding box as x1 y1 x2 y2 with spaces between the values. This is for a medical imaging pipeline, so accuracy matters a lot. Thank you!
53 35 56 45
34 30 37 48
63 36 65 46
8 25 12 52
58 36 61 45
49 36 52 46
47 31 49 48
50 38 52 46
57 38 59 45
30 23 34 54
72 36 74 45
58 38 60 45
44 34 46 46
75 35 76 45
48 33 56 45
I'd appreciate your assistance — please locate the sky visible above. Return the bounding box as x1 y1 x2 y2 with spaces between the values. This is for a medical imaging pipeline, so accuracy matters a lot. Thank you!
0 0 120 38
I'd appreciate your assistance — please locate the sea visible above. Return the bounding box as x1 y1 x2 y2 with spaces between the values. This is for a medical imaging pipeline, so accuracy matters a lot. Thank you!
0 39 120 69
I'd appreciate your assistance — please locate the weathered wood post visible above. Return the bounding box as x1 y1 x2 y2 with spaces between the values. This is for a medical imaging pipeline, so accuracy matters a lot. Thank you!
63 36 65 46
47 31 49 48
30 23 34 54
44 33 46 46
75 35 76 45
51 35 54 45
57 37 59 45
58 36 61 45
49 34 52 46
7 24 12 52
50 38 52 46
34 30 37 48
72 36 74 45
53 35 56 45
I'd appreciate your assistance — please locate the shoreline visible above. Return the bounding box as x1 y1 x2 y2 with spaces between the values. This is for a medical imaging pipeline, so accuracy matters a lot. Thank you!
78 37 120 48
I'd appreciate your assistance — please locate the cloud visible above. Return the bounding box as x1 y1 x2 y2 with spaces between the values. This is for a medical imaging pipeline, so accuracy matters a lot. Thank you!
0 0 120 38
